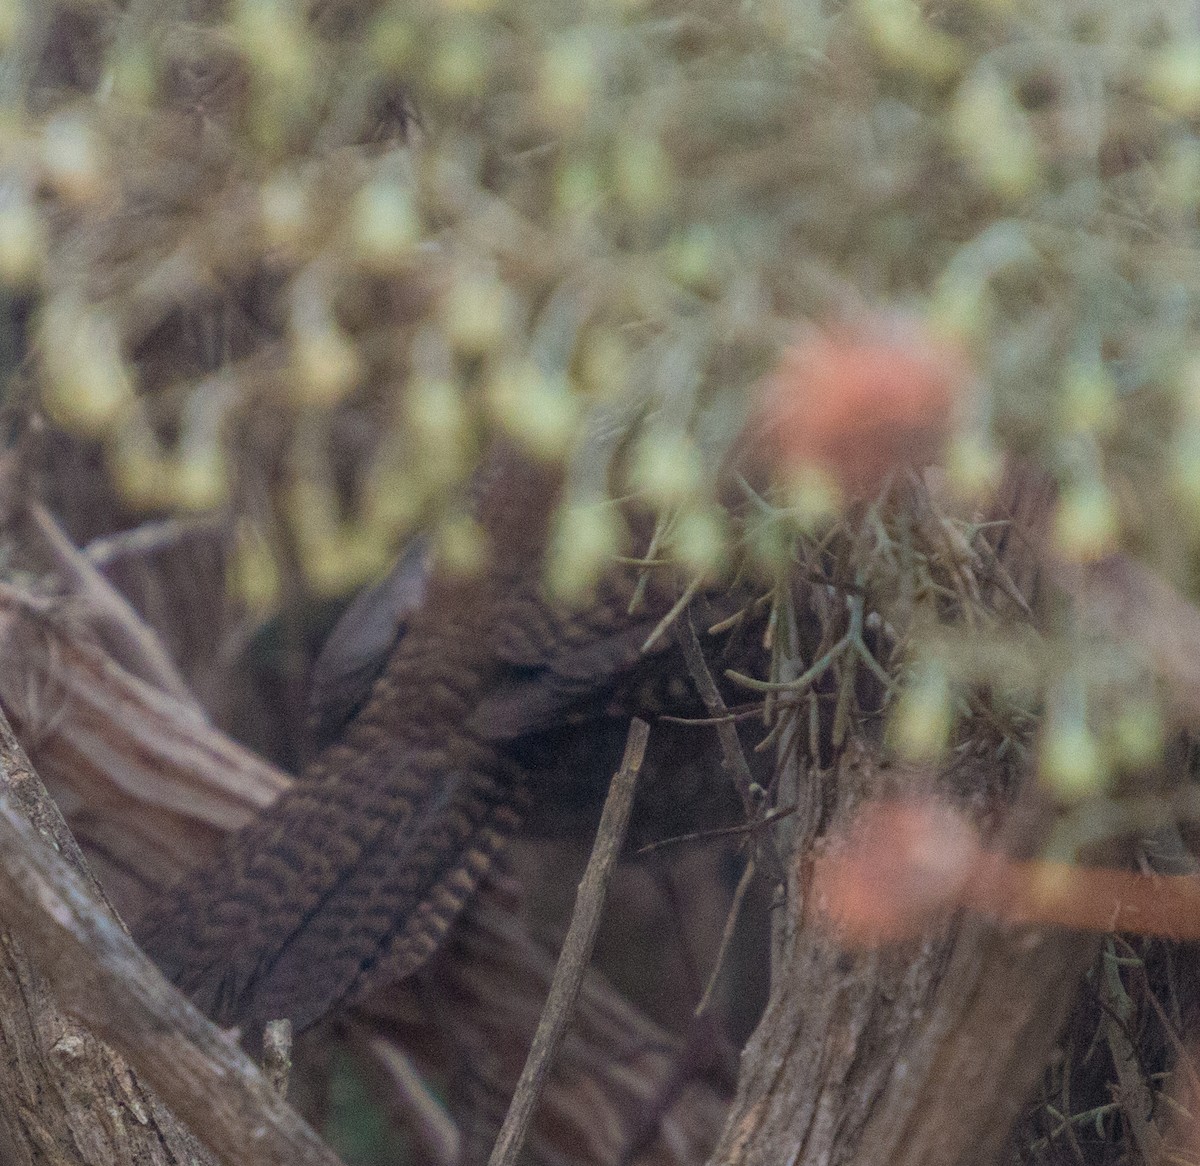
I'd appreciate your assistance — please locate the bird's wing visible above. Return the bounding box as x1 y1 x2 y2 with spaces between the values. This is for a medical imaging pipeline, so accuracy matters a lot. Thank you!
307 535 432 750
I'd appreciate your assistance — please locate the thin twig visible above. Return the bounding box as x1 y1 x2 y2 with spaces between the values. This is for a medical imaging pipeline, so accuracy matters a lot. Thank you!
354 1029 462 1166
695 856 757 1018
676 611 760 821
677 611 784 881
657 704 764 727
25 503 199 709
487 717 650 1166
636 804 798 856
642 576 703 654
84 517 218 569
724 631 848 694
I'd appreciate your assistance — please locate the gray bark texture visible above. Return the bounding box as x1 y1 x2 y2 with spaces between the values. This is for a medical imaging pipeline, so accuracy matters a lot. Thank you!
0 694 346 1166
709 746 1099 1166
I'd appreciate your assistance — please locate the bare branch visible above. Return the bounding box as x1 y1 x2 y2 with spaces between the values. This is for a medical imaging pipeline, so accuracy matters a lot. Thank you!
23 503 200 709
488 717 650 1166
677 611 759 819
695 855 756 1018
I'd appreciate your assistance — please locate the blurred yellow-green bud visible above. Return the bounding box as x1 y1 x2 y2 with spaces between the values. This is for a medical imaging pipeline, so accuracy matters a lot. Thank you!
306 525 391 597
106 399 177 508
891 659 952 761
943 431 1003 501
442 274 512 355
1040 713 1109 801
260 175 310 251
614 131 671 217
539 33 599 130
109 441 174 510
1159 139 1200 214
667 226 720 293
486 362 580 460
234 0 308 88
172 443 230 511
746 512 791 577
232 0 307 85
546 501 624 605
0 108 21 153
354 179 420 271
1060 359 1118 435
407 376 467 447
1052 477 1119 562
369 15 415 71
293 324 362 406
430 26 488 97
365 472 422 538
406 376 470 485
1170 421 1200 526
928 271 992 344
230 523 281 614
0 197 43 286
40 114 105 203
1144 41 1200 117
436 0 499 13
951 68 1040 200
40 302 134 436
436 513 486 578
781 462 841 530
0 0 20 49
630 429 702 507
1111 698 1164 771
555 158 603 218
578 327 629 400
1177 354 1200 420
855 0 963 85
247 100 285 157
669 506 729 581
106 45 155 106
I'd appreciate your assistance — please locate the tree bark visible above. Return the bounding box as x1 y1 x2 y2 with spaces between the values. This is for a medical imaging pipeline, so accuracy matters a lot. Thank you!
0 710 216 1166
0 699 348 1166
708 746 1099 1166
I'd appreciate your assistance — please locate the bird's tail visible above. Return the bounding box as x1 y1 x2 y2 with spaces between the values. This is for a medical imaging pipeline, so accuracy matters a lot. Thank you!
135 734 524 1033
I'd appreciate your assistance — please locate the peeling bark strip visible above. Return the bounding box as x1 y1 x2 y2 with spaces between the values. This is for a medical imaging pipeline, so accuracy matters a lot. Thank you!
708 750 1099 1166
0 705 345 1166
0 589 290 906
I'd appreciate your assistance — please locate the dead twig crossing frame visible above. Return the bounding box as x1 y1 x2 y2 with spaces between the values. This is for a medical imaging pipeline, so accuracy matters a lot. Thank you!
487 717 651 1166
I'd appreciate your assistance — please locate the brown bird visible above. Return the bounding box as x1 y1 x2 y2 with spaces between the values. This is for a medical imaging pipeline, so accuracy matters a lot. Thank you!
135 441 765 1034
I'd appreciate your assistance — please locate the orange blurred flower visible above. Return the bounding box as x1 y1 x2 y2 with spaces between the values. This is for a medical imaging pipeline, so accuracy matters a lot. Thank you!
813 798 1200 946
761 318 969 498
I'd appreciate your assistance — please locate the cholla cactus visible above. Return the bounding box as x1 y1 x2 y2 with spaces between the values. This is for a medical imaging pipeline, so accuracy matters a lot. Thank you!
7 0 1200 808
7 5 1200 1154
